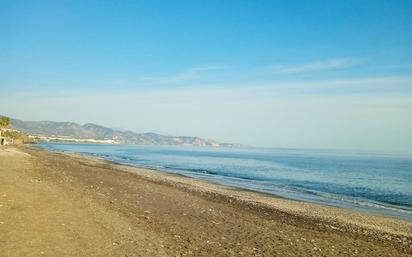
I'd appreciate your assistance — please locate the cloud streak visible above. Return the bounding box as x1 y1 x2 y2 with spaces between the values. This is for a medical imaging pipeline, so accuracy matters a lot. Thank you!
271 58 357 74
138 65 226 85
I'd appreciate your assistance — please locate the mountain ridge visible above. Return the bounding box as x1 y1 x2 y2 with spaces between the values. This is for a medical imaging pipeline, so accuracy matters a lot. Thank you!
4 116 239 147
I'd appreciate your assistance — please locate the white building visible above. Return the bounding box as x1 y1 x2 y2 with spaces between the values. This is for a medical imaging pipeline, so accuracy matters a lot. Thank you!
0 129 12 145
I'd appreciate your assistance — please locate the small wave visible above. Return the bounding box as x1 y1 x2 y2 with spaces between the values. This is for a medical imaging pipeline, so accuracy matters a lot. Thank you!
120 156 138 161
297 188 412 215
341 197 412 215
165 166 219 175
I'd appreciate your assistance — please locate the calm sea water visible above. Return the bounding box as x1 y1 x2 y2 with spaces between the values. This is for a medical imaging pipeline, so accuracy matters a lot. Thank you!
39 142 412 220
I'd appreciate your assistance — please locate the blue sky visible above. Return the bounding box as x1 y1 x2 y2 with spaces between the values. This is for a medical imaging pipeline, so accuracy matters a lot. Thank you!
1 0 412 153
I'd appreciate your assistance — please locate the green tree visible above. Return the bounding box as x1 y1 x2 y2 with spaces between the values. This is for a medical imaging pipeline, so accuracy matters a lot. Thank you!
1 116 10 128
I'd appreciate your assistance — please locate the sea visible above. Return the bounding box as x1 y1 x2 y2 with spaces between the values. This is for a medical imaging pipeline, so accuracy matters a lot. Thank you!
38 142 412 220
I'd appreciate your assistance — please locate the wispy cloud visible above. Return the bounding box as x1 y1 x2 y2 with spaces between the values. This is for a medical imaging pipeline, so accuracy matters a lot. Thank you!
139 65 226 85
271 58 357 74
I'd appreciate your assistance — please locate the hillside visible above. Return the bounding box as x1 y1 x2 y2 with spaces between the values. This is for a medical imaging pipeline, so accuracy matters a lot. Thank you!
6 117 237 147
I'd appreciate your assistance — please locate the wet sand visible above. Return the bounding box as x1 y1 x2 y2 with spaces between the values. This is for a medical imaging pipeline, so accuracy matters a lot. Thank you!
0 145 411 256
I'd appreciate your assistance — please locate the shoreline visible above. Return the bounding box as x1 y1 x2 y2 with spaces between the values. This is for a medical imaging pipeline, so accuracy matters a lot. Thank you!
83 150 412 221
31 146 412 241
1 145 411 256
38 143 412 221
34 146 412 228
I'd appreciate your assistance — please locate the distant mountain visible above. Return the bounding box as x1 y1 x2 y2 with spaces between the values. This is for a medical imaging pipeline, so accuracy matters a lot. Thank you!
5 117 239 147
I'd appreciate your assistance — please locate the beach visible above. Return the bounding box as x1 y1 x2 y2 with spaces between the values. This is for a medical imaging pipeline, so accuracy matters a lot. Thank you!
0 146 411 257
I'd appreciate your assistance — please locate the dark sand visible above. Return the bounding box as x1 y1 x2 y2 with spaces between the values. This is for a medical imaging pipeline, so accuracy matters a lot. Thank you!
0 146 411 257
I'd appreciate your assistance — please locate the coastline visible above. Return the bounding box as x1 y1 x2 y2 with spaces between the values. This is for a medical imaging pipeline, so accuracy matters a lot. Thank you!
39 145 412 234
39 142 412 221
1 145 411 256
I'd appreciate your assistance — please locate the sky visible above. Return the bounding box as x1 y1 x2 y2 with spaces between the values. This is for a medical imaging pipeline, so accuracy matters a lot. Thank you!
1 0 412 154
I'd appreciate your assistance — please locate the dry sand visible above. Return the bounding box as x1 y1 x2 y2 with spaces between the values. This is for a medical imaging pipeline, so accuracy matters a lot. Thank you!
0 145 411 257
